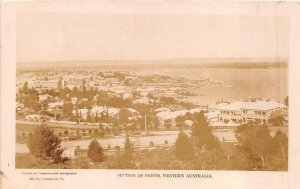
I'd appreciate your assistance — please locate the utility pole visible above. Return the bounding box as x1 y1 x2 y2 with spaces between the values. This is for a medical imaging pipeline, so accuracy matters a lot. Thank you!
144 114 147 134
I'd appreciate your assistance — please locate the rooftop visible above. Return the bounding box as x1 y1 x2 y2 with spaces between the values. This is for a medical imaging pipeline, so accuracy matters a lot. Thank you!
213 100 287 111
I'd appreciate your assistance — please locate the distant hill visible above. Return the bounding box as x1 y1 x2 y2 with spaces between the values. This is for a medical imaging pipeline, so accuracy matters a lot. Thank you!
17 57 288 70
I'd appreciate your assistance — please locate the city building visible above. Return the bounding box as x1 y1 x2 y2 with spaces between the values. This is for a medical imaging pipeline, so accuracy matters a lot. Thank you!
209 100 287 126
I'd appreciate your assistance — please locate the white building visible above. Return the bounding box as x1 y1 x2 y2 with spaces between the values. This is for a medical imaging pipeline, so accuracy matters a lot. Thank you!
209 100 287 126
156 108 202 127
72 106 120 120
48 101 64 111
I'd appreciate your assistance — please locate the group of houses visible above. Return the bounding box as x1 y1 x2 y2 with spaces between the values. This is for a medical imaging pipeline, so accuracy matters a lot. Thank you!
23 97 287 128
17 71 287 128
154 98 287 127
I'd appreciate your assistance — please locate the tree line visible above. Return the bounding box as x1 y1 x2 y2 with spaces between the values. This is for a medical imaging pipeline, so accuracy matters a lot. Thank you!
175 111 288 170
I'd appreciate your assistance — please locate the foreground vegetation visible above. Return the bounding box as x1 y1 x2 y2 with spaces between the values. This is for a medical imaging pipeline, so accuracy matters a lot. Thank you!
16 112 287 171
16 141 287 170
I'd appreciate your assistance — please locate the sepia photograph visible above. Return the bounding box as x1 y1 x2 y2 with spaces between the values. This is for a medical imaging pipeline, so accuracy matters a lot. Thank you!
13 7 290 171
4 1 300 189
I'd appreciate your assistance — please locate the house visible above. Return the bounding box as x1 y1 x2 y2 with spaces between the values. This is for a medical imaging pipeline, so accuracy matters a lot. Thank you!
204 112 219 126
73 106 120 120
209 100 287 126
25 114 41 121
154 107 171 113
71 97 78 105
66 84 81 90
47 101 64 111
156 108 202 127
16 102 25 109
38 94 52 103
33 80 58 90
133 97 150 104
72 108 89 120
124 108 141 121
47 101 64 120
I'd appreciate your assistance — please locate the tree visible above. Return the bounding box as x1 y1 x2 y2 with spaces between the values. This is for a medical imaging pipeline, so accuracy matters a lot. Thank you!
23 81 29 93
160 96 176 105
190 111 220 151
124 135 133 159
23 90 41 111
269 114 285 126
116 135 135 168
192 148 226 170
107 136 135 169
175 116 186 128
81 85 88 99
106 97 131 108
94 112 99 123
235 124 273 169
175 131 193 160
165 119 173 130
71 87 79 97
63 102 73 117
87 139 104 162
273 130 288 161
86 110 92 122
27 126 61 159
82 78 86 86
152 116 160 130
284 96 288 107
57 78 63 89
52 148 68 163
119 108 131 124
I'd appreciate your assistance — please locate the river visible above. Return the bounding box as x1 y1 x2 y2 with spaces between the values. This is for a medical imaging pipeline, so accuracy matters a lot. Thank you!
135 68 288 104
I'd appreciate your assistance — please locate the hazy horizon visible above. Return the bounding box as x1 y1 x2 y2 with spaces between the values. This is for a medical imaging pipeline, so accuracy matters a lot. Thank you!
17 57 288 69
17 12 289 64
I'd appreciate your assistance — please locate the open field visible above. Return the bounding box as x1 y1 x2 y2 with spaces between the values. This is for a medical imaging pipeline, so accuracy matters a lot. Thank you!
16 121 288 154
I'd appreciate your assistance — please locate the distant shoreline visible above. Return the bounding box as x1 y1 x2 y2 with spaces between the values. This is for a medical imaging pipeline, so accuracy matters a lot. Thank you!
16 62 288 71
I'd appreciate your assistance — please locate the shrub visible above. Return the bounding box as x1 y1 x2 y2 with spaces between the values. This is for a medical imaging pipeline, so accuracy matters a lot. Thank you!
52 148 68 163
27 126 61 159
175 131 193 160
149 141 154 147
69 135 81 140
191 111 220 150
124 135 133 159
87 139 104 162
64 130 69 135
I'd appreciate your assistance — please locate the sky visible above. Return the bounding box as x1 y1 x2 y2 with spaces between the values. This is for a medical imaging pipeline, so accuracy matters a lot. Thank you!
16 11 289 63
